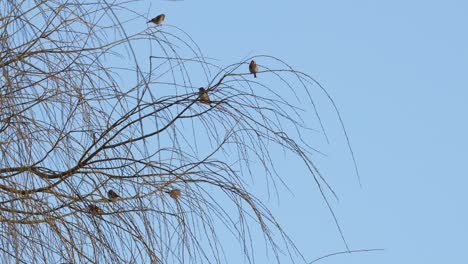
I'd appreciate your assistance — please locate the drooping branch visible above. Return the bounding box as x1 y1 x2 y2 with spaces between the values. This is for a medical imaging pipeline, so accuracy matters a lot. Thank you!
0 0 359 263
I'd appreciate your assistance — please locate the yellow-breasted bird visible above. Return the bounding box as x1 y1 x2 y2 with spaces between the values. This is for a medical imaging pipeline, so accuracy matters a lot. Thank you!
88 204 103 216
249 60 259 78
107 189 120 201
198 87 211 105
148 14 165 25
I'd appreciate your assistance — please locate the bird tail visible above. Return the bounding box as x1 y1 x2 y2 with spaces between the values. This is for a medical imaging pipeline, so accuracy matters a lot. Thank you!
254 73 257 78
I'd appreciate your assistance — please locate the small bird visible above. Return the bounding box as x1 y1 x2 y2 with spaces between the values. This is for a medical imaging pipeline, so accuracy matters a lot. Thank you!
249 60 259 78
107 189 120 201
88 204 103 216
167 189 181 200
198 87 211 105
148 14 166 25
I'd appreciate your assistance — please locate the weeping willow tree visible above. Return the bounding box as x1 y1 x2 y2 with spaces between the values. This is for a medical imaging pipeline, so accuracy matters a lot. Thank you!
0 0 359 263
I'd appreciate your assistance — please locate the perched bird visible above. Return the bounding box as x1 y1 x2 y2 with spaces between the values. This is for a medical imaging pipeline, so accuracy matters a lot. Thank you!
249 60 259 78
198 87 211 105
107 189 120 201
148 14 166 25
167 189 181 200
88 204 103 216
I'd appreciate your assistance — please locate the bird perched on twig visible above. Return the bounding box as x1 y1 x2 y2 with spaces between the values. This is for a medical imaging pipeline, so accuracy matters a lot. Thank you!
107 189 120 201
88 204 103 216
167 189 181 200
148 14 165 25
249 60 259 78
198 87 212 105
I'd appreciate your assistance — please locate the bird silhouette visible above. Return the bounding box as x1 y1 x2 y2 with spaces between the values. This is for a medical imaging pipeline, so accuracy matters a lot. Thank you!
249 60 259 78
107 189 120 201
88 204 103 216
148 14 165 25
198 87 212 105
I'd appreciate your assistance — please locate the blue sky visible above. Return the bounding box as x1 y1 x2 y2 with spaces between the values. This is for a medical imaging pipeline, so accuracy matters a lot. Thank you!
142 0 468 263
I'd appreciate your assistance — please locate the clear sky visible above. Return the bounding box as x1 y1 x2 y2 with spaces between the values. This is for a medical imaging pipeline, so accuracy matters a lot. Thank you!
141 0 468 263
